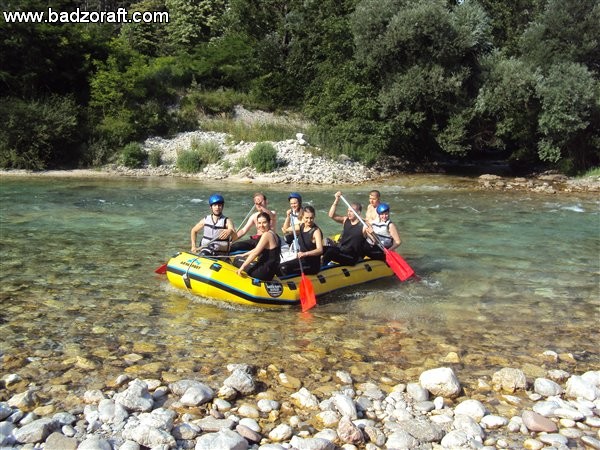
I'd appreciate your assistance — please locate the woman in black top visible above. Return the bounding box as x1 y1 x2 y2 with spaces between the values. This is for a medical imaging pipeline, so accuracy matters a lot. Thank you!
322 191 366 266
279 205 323 276
236 212 281 281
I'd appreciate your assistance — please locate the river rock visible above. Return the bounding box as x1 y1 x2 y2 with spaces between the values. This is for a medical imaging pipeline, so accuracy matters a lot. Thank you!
481 414 509 429
98 398 129 424
566 375 599 401
13 417 55 443
289 435 337 450
337 416 364 444
538 432 568 446
7 390 36 409
455 399 487 421
236 423 261 443
78 435 113 450
522 410 558 432
180 384 215 406
195 428 248 450
332 394 358 419
534 378 564 397
224 368 256 395
114 379 154 412
43 431 78 450
492 368 528 392
291 387 320 410
122 423 177 448
0 403 12 420
419 367 461 398
269 423 293 441
407 382 429 402
453 414 485 441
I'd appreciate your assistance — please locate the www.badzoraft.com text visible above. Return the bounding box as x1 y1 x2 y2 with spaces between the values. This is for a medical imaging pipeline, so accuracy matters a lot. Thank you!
2 7 169 24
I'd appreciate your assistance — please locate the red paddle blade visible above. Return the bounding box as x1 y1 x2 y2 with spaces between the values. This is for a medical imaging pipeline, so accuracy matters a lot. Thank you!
155 264 167 274
384 249 415 281
300 274 317 312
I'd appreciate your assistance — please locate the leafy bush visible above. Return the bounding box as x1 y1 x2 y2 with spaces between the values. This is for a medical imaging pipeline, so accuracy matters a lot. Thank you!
119 142 146 168
248 142 278 173
176 139 223 173
190 139 221 164
0 95 80 170
177 149 204 173
148 148 162 167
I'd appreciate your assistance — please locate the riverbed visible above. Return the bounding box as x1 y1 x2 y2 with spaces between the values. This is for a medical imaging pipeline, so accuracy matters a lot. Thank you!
0 175 598 412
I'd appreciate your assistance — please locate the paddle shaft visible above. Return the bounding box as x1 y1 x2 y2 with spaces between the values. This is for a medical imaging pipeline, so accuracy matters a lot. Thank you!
290 216 304 276
236 205 257 233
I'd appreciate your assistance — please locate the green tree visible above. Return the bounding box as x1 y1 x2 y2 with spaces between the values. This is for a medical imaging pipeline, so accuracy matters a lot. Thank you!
473 54 540 166
350 0 492 159
165 0 227 50
536 62 600 171
520 0 600 72
0 95 80 169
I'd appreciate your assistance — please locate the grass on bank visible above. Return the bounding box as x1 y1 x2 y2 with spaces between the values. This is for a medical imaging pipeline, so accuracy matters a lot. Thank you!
580 167 600 177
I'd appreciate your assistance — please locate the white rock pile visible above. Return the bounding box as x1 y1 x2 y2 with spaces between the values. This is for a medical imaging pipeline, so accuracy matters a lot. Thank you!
1 365 599 450
97 127 374 184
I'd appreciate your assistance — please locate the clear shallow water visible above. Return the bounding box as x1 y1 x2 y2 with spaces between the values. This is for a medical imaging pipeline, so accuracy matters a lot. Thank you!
1 175 599 408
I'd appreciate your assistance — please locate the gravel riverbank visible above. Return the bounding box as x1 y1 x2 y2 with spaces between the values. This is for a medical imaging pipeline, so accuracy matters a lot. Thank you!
1 127 599 192
2 361 599 450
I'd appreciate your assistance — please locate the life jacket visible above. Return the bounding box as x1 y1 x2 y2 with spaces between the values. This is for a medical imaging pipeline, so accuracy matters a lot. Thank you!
371 219 393 248
201 214 230 250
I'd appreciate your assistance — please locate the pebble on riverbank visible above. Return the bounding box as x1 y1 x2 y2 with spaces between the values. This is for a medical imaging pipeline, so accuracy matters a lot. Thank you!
478 173 600 194
1 364 599 450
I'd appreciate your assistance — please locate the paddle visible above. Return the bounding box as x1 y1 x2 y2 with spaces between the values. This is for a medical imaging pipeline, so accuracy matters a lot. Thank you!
154 204 255 275
291 217 317 312
339 194 415 282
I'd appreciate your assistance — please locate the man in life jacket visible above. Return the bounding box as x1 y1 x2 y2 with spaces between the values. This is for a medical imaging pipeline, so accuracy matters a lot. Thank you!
190 194 236 255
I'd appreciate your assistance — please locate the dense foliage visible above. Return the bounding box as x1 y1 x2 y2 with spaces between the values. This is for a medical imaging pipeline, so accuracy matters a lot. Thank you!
1 0 598 173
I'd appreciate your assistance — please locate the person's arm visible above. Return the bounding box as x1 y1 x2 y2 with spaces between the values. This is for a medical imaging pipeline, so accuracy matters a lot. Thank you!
299 228 324 259
190 219 205 252
221 218 237 241
269 210 277 230
328 191 345 223
237 233 268 274
237 213 256 239
388 222 402 251
282 209 292 234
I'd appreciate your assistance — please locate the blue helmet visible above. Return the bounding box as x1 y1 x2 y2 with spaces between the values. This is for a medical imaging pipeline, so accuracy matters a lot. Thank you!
376 203 390 214
288 192 302 202
209 194 225 206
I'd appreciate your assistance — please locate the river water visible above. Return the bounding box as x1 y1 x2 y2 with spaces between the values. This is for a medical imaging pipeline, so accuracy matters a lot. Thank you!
0 175 598 409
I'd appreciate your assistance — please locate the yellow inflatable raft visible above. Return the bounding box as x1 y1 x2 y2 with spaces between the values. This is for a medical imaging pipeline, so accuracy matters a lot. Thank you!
165 251 393 308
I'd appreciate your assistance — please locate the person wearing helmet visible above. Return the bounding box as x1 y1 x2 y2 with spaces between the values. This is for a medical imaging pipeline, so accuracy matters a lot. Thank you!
281 192 304 246
363 202 401 260
322 191 366 266
230 192 277 252
190 194 236 254
365 190 381 224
